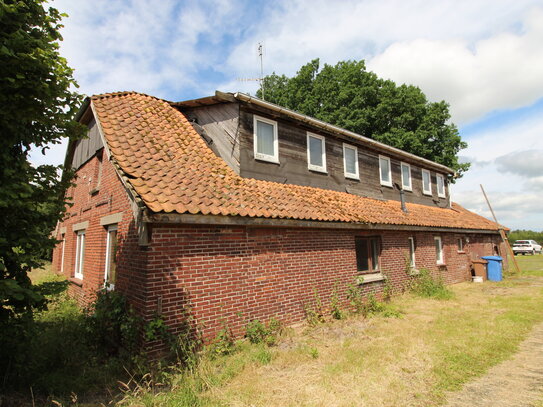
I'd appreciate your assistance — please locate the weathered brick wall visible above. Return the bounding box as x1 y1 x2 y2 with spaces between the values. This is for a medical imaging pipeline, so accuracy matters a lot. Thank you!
145 224 503 342
51 151 148 313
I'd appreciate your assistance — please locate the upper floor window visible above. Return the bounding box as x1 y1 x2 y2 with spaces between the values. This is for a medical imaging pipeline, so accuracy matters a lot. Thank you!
457 237 464 252
74 230 86 280
253 115 279 163
401 162 412 191
379 155 392 187
422 169 432 195
343 143 359 180
306 132 327 173
436 174 446 198
355 236 380 273
434 236 444 264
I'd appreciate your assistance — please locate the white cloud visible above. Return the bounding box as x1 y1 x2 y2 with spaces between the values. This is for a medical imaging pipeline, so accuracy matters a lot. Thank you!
495 150 543 178
367 7 543 124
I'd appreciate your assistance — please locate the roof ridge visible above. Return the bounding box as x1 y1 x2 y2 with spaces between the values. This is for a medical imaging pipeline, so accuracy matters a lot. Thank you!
91 91 172 103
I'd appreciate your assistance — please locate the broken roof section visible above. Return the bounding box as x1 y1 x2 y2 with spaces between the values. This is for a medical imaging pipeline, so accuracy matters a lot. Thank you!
89 91 499 231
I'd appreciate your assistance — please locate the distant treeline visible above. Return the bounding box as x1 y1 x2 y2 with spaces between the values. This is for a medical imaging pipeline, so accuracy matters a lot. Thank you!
508 230 543 243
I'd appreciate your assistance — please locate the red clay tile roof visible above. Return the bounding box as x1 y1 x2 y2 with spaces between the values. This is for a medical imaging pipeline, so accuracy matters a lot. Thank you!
91 91 499 231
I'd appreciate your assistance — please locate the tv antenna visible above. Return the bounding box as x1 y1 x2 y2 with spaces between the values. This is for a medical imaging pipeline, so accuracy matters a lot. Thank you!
236 42 265 100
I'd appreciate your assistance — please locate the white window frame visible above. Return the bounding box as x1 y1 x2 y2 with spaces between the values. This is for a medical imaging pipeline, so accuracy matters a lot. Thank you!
253 115 279 164
408 237 416 268
306 132 327 173
74 230 86 280
422 169 432 196
436 173 446 198
400 162 412 191
343 143 359 180
434 236 444 265
60 234 66 274
457 237 464 252
379 155 392 187
104 224 118 290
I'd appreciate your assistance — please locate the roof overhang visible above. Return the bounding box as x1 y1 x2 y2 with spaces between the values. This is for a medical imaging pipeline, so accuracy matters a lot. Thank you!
143 211 500 235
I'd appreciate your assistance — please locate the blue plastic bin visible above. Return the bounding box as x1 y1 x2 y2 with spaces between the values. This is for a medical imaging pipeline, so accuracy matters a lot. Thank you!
481 256 503 281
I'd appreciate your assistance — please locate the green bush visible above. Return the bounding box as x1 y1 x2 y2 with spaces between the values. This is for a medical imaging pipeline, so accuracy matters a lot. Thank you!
245 318 282 346
410 268 454 300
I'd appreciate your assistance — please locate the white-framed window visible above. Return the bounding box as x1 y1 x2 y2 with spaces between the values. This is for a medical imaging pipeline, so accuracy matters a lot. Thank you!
434 236 444 265
436 174 446 198
253 115 279 163
104 224 118 290
457 237 464 252
74 230 86 280
343 143 359 180
401 162 412 191
408 237 416 268
422 169 432 195
306 132 327 173
379 155 392 187
60 234 66 274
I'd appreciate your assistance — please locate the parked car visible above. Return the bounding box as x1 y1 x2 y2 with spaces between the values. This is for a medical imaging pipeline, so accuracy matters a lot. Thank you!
512 240 542 255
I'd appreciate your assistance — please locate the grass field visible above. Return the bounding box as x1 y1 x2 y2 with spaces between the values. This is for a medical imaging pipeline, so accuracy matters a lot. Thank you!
118 255 543 407
7 256 543 406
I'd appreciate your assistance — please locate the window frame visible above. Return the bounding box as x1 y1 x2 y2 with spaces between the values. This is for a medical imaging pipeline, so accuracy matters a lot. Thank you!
343 143 359 180
400 162 412 191
457 237 464 253
355 236 381 274
422 169 432 196
253 115 279 163
434 236 444 265
408 237 416 268
74 230 86 280
104 224 118 291
306 132 327 173
60 233 66 274
379 155 393 187
436 173 446 198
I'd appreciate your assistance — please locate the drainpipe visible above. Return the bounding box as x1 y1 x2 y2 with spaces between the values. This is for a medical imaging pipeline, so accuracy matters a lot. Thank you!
400 189 408 213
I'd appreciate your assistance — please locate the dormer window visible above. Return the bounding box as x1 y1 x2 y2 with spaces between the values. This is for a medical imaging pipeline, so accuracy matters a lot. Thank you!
422 169 432 195
401 162 412 191
379 155 392 187
436 174 446 198
307 132 326 173
253 115 279 163
343 143 359 180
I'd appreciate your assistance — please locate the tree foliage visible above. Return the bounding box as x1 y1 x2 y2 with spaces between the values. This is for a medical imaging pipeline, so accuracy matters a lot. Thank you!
0 0 84 321
508 230 543 243
257 59 469 177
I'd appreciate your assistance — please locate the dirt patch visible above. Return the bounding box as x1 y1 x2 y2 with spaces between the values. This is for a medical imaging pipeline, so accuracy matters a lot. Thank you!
445 322 543 407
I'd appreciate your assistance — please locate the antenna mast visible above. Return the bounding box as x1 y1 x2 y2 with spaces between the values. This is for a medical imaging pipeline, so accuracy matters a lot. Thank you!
258 42 265 100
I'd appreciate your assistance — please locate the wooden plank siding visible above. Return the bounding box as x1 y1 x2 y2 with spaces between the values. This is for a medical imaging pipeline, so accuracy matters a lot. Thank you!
183 102 241 174
237 104 449 208
71 118 104 170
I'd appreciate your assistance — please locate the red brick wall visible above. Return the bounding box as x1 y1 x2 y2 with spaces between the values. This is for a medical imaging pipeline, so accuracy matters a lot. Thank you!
51 150 505 349
145 224 503 342
51 151 148 313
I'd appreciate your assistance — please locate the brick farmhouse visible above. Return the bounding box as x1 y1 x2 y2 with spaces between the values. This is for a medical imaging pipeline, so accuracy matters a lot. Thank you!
52 91 506 343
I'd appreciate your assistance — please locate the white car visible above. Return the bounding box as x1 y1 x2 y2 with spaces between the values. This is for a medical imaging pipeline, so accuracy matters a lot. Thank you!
512 240 542 255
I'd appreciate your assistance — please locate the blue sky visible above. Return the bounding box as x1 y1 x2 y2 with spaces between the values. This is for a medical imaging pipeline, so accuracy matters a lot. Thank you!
33 0 543 231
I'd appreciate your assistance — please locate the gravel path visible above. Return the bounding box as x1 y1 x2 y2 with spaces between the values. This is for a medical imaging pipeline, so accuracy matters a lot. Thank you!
445 321 543 407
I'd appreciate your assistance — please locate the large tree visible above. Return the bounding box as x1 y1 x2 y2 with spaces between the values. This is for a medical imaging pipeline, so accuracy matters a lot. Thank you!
0 0 83 321
258 59 469 177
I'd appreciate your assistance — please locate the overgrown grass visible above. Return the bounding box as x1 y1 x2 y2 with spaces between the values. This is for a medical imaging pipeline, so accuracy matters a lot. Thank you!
7 257 543 406
120 256 543 406
1 264 138 406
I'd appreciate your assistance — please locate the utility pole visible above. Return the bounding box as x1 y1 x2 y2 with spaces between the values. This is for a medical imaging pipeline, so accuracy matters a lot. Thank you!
480 184 521 274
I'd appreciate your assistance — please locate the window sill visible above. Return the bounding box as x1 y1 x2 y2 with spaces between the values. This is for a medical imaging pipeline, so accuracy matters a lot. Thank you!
356 272 385 285
380 182 393 188
255 156 280 165
345 174 360 181
457 251 466 254
422 192 432 196
437 263 447 268
308 167 327 174
68 277 83 287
